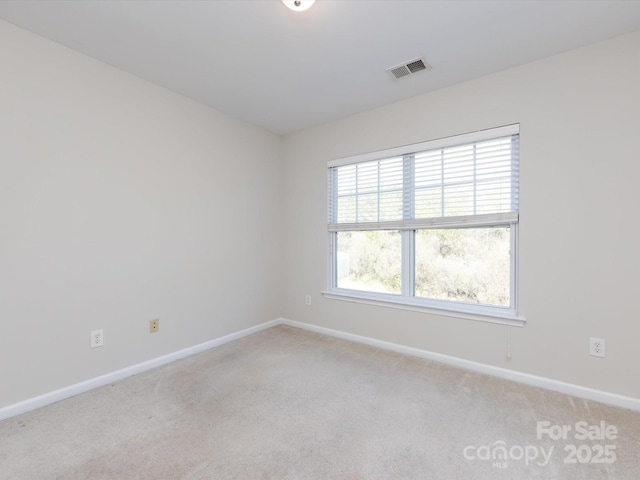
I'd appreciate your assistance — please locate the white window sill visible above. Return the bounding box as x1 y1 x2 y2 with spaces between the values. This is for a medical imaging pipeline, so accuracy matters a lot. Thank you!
322 289 526 327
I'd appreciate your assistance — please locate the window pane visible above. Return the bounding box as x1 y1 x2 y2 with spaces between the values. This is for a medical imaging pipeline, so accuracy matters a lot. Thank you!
337 164 356 195
411 135 518 221
415 227 510 307
379 158 403 190
379 190 403 221
443 184 474 217
330 157 405 225
337 195 356 223
442 144 474 184
415 187 441 218
357 162 378 193
336 231 401 294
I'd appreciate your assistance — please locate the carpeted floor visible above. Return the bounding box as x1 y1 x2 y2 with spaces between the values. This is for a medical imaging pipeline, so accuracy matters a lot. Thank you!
1 324 639 479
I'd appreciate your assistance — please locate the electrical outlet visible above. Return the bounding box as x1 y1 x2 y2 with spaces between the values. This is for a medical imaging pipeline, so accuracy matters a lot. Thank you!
589 337 606 357
90 329 104 348
305 294 311 306
149 319 159 334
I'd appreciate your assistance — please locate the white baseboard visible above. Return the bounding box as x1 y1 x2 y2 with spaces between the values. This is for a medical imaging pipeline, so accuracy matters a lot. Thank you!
3 317 638 421
0 319 280 422
279 318 640 413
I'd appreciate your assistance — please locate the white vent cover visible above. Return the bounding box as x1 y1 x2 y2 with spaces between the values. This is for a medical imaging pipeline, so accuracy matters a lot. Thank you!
386 57 431 80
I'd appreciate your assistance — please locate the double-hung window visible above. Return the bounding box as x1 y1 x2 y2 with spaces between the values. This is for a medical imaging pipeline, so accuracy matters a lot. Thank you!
326 124 521 323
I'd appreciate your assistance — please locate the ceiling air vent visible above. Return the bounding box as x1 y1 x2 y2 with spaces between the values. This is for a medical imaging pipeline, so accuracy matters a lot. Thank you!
386 57 431 80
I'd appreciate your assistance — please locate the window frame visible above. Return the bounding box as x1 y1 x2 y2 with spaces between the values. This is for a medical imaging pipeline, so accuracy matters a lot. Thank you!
324 125 525 327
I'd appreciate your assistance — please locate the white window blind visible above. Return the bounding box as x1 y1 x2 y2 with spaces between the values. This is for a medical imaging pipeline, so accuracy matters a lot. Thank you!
328 126 519 232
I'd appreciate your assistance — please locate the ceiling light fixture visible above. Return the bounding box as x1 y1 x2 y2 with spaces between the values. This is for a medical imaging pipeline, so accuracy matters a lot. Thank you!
282 0 315 12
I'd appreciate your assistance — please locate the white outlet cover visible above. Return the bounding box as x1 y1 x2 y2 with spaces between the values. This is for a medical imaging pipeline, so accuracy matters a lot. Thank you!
589 337 605 357
91 329 104 348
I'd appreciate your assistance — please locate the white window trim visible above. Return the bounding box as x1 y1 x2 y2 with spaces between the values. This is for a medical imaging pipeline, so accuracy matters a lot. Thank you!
321 289 526 327
326 124 524 326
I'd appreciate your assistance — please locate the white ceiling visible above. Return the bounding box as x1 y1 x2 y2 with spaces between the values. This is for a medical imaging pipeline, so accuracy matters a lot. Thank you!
1 0 640 134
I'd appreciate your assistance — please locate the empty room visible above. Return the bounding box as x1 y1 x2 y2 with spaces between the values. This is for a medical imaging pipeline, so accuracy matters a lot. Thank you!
1 1 640 478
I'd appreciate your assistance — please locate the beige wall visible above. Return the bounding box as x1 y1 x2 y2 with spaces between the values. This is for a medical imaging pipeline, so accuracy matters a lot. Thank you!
281 31 640 399
0 20 283 407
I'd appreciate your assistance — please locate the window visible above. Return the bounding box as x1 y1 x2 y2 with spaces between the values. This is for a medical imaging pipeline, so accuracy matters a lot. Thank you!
326 125 521 323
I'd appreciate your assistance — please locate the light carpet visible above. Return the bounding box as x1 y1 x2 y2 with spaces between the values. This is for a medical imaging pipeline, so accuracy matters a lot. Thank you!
1 325 639 479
